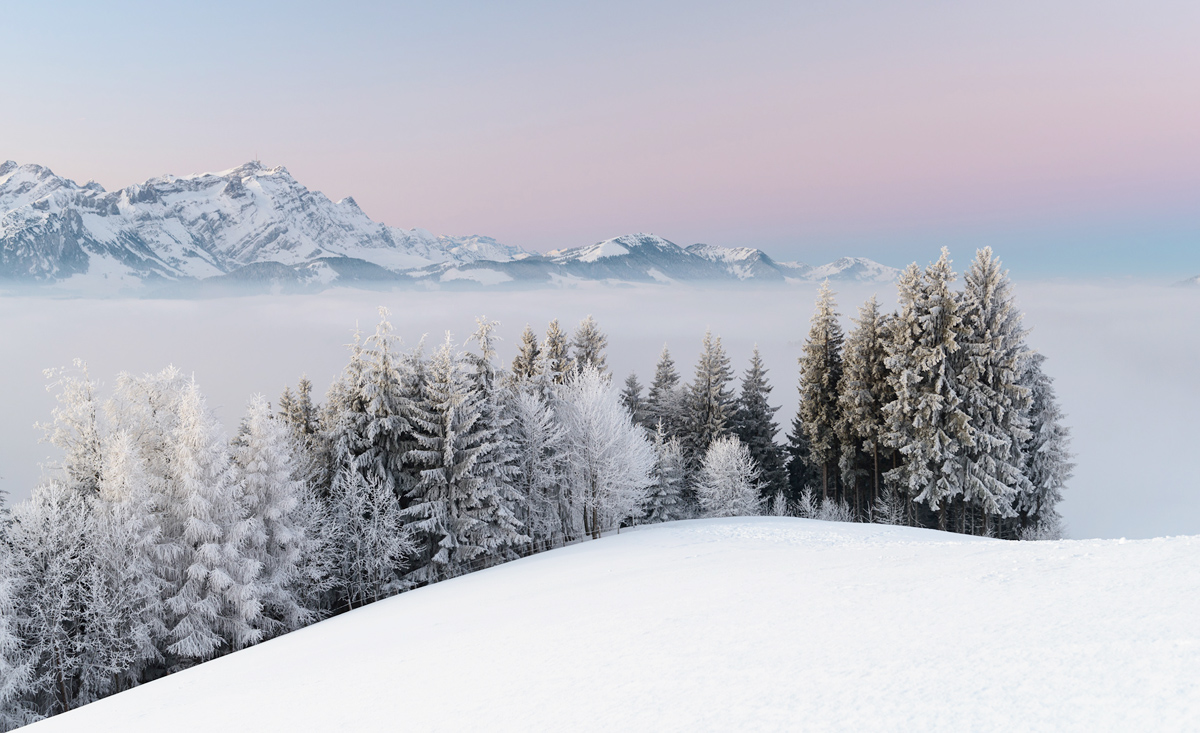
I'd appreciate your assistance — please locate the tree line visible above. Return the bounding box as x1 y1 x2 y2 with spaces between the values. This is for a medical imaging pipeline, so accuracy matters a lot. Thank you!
0 246 1070 728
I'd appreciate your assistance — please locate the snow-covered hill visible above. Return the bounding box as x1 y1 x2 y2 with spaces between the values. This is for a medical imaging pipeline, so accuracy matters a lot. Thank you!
29 518 1199 732
0 161 899 293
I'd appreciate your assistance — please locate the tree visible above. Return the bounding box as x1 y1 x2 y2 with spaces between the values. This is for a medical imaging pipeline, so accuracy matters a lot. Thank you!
682 330 735 466
233 395 312 635
785 412 820 504
620 373 649 427
646 346 686 441
571 315 608 375
558 366 656 538
506 386 568 544
957 247 1032 530
328 457 411 608
798 281 844 500
510 325 542 382
0 514 38 730
883 250 971 528
644 423 686 523
731 347 786 502
540 320 574 385
38 360 103 497
1013 353 1073 538
836 297 893 516
694 436 762 518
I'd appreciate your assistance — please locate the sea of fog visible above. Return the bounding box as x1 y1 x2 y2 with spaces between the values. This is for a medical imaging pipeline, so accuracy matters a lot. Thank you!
1 281 1196 540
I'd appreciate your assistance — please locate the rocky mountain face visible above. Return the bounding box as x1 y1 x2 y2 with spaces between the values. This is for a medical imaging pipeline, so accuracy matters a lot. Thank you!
0 161 899 293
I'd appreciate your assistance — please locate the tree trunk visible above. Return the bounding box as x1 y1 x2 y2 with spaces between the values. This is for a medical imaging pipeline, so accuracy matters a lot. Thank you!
821 463 828 502
872 443 879 510
938 501 947 531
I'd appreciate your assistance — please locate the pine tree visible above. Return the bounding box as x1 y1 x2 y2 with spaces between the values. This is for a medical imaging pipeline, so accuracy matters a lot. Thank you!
541 320 574 385
646 346 686 441
558 366 656 539
571 315 608 375
510 325 542 382
798 281 845 500
957 247 1032 529
682 330 735 466
644 423 686 523
731 347 786 501
620 372 649 427
836 297 893 516
883 250 971 527
694 436 762 518
1014 353 1073 538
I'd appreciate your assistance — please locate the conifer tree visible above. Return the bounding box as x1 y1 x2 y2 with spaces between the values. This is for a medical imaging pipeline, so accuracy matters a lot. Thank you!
350 309 415 502
620 372 649 427
0 516 37 730
682 330 735 466
695 436 762 518
883 250 971 527
836 297 893 515
731 347 786 501
646 346 686 441
957 247 1032 528
644 423 686 523
327 457 411 607
571 315 608 375
510 325 542 382
541 320 574 385
798 282 845 500
1014 353 1073 538
785 412 820 503
506 386 568 544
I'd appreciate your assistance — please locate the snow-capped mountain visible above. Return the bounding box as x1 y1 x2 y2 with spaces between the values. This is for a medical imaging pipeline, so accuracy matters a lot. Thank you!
0 160 527 285
0 160 899 293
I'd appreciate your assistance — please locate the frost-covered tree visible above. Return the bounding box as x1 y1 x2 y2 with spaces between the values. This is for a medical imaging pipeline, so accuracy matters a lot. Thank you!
883 250 971 527
1013 353 1073 538
799 281 845 501
510 325 542 382
646 346 687 441
558 366 655 538
620 373 649 427
541 320 574 385
836 297 892 515
233 395 311 635
644 423 686 523
571 315 609 375
682 330 736 465
0 516 38 730
405 335 524 583
506 386 568 545
328 457 411 607
731 347 786 501
694 436 762 518
957 247 1032 529
38 360 103 497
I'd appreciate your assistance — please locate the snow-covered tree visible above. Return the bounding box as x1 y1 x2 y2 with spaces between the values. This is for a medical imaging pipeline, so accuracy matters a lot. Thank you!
540 320 574 385
799 281 844 501
558 366 655 538
405 335 524 583
956 248 1032 529
682 330 736 465
883 250 971 527
0 516 38 730
571 315 608 375
694 436 762 518
646 346 687 441
620 372 649 427
38 360 103 496
785 412 819 504
506 386 568 544
1013 353 1073 538
347 309 415 502
233 395 311 635
643 423 686 523
510 325 542 382
328 457 411 607
731 347 786 501
836 297 893 515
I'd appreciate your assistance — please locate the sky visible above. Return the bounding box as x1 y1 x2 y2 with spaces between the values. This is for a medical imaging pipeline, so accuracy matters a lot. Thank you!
3 0 1199 277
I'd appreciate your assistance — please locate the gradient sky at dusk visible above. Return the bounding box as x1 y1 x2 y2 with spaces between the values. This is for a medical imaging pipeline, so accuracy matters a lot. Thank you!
4 0 1198 277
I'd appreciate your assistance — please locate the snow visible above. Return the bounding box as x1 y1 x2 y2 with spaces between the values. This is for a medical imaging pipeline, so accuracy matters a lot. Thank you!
439 267 514 285
28 517 1200 732
558 238 631 263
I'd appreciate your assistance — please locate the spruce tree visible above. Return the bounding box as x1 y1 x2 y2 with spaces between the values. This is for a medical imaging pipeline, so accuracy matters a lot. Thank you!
571 315 608 375
506 386 568 545
620 372 649 427
836 297 893 515
1014 352 1073 538
785 412 819 503
682 330 735 466
958 247 1032 528
328 457 411 607
646 346 686 441
510 325 541 382
644 423 686 523
0 516 37 729
541 320 574 384
798 282 844 500
732 347 786 502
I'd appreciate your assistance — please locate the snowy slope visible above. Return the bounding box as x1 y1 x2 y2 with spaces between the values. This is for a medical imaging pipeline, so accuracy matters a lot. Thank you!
29 518 1200 732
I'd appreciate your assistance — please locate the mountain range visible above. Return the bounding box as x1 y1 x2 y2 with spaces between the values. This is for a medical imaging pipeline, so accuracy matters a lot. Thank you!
0 160 898 293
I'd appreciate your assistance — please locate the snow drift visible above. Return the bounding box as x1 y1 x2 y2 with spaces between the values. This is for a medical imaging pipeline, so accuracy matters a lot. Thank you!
27 518 1200 732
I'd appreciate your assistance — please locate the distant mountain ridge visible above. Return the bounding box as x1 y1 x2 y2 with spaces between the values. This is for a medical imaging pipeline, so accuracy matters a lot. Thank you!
0 160 899 293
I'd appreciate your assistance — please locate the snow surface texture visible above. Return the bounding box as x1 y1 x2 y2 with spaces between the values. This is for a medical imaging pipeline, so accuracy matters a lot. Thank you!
1 281 1196 539
28 518 1200 732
